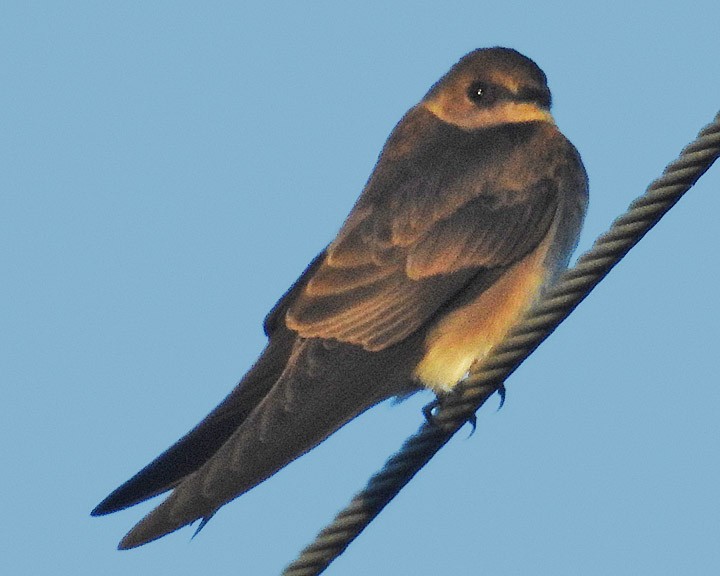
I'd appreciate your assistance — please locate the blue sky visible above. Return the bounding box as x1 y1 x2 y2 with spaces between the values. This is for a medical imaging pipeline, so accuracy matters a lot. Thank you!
2 2 720 575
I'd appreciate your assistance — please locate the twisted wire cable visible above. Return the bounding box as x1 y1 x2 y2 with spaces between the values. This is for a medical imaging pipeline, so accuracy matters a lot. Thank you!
282 111 720 576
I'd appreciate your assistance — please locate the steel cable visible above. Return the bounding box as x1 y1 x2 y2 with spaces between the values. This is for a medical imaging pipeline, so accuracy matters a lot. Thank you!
282 111 720 576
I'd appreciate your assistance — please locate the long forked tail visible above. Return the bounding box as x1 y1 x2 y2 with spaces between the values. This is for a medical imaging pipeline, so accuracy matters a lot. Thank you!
92 331 294 517
117 338 417 549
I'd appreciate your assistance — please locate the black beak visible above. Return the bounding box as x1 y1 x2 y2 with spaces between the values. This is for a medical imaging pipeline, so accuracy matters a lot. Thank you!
516 86 552 109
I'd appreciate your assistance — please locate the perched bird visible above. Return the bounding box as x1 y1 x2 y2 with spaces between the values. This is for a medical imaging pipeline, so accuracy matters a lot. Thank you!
92 47 588 549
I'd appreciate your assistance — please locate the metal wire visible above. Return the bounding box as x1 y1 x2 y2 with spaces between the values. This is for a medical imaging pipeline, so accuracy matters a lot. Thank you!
282 111 720 576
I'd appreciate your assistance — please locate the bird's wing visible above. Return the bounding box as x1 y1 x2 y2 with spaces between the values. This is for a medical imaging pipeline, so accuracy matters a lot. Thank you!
287 120 563 351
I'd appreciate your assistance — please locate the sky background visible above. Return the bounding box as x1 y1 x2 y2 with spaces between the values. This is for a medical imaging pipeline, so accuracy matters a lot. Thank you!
2 2 720 575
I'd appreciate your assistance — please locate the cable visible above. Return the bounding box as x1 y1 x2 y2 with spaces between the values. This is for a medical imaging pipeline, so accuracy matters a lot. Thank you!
282 111 720 576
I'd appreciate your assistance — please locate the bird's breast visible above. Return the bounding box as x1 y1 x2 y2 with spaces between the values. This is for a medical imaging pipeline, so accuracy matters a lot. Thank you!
413 220 557 393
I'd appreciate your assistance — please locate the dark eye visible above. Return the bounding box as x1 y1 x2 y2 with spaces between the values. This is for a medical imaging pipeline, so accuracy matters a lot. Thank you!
467 82 496 107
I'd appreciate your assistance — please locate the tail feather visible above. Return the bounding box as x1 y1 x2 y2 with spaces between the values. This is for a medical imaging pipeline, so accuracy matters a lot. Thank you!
117 337 419 549
92 331 294 516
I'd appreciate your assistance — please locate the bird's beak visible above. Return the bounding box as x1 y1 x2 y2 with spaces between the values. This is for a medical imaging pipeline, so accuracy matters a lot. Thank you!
515 86 552 110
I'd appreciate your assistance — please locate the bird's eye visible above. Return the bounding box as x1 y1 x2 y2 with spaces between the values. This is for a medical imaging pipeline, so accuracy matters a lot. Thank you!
467 82 496 107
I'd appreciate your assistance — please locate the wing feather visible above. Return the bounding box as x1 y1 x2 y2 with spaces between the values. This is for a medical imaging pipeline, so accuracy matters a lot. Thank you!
283 112 585 351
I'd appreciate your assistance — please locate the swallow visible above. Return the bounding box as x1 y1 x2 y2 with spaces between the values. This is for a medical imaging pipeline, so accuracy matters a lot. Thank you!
92 47 588 549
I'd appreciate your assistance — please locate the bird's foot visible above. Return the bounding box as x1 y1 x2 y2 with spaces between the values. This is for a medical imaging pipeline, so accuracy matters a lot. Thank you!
422 392 477 436
465 413 478 437
422 398 439 424
496 382 507 410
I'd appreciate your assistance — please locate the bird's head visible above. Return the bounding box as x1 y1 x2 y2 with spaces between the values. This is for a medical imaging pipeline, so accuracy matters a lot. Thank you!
422 47 554 131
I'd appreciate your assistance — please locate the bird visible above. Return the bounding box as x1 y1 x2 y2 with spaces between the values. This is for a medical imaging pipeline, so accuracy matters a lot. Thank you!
92 47 588 549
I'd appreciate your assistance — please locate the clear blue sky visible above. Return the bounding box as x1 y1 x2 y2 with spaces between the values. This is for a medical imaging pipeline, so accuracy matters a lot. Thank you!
2 2 719 575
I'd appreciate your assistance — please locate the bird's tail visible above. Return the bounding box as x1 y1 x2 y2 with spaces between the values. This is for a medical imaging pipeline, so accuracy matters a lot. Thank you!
92 330 295 517
117 336 419 549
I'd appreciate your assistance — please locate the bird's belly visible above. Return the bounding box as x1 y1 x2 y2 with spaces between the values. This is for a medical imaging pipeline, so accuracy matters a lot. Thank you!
414 238 552 393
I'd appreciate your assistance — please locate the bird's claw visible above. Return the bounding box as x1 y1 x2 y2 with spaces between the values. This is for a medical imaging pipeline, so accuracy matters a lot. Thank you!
466 414 477 437
422 395 477 436
422 398 440 425
496 382 506 410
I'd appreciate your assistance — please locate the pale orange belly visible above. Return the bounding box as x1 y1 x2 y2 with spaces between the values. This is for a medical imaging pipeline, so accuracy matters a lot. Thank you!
414 228 554 392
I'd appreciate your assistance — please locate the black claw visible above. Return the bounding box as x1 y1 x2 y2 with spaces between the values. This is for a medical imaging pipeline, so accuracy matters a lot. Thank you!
466 414 477 437
496 382 507 410
424 393 478 436
422 399 440 426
